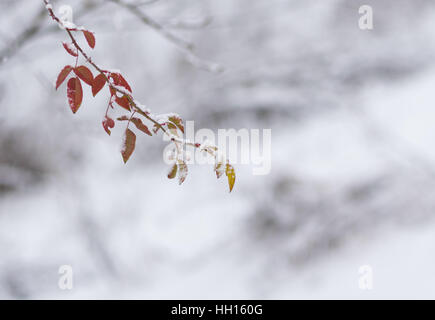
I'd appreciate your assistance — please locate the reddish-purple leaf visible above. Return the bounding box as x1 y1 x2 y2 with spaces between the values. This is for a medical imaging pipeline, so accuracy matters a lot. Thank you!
116 115 129 121
67 77 83 114
92 73 106 96
82 30 95 49
74 66 94 86
62 42 78 57
115 95 131 111
102 116 115 136
121 128 136 163
131 118 152 136
109 86 117 97
116 116 151 136
56 65 73 90
110 73 132 93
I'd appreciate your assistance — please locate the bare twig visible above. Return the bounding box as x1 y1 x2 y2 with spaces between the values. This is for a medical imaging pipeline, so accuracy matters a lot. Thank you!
107 0 224 73
165 16 213 30
108 0 193 50
134 0 160 7
0 7 47 65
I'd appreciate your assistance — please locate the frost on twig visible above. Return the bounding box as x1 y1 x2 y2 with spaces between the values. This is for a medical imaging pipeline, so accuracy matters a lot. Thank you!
43 0 235 192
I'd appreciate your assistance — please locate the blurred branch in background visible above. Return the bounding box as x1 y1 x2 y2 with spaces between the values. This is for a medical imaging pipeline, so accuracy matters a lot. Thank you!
107 0 223 72
0 6 47 66
164 16 212 30
0 0 101 67
108 0 194 50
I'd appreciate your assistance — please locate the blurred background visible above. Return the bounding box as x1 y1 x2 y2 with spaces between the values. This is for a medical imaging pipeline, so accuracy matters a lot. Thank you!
1 0 435 299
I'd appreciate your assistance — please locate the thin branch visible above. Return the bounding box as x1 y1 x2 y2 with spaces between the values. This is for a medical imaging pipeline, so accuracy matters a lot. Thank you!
65 26 168 133
165 16 213 30
0 6 47 65
107 0 224 73
108 0 193 50
134 0 160 7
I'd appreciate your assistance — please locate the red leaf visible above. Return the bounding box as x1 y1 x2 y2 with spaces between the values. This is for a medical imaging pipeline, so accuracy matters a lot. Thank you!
62 42 78 57
131 118 152 136
110 73 132 93
102 116 115 136
82 30 95 49
74 66 94 86
115 95 131 111
117 116 152 136
116 115 129 121
92 74 106 96
121 128 136 163
56 65 73 90
67 77 83 114
118 74 132 93
109 86 116 97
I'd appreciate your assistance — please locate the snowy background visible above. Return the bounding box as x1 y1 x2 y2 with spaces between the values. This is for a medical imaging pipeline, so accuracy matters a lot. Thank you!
1 0 435 299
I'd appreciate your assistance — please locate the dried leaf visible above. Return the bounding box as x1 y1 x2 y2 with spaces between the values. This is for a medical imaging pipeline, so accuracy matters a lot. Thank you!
178 161 188 185
121 128 136 163
168 115 185 133
214 161 224 179
167 164 177 179
167 122 179 136
153 123 161 134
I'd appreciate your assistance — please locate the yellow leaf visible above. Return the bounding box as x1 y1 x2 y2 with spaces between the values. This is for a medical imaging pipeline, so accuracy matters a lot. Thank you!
167 164 177 179
225 163 235 192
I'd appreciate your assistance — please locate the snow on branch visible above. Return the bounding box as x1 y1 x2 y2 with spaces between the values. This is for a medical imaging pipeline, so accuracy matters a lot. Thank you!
42 0 235 192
